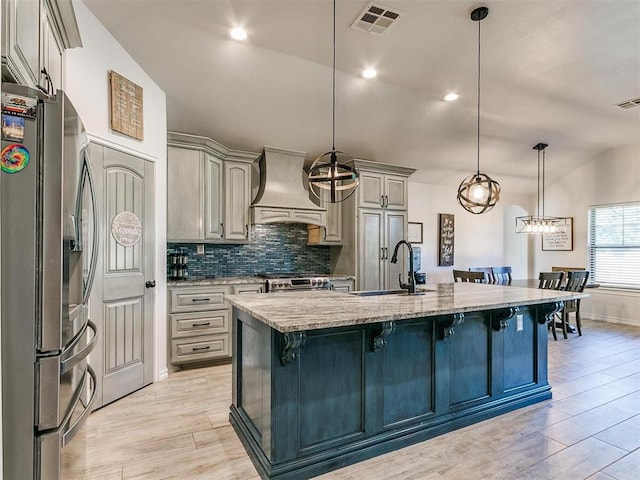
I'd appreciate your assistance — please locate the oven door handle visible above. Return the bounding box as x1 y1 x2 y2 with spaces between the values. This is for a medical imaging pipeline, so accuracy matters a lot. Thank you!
60 319 97 375
61 364 97 447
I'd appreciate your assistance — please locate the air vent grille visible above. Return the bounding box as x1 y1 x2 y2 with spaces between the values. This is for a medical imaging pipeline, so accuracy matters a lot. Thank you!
616 97 640 109
351 2 403 35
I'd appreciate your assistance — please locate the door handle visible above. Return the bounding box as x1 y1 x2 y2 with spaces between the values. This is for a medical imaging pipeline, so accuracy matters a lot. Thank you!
380 195 385 207
245 224 249 238
146 280 156 288
220 223 225 238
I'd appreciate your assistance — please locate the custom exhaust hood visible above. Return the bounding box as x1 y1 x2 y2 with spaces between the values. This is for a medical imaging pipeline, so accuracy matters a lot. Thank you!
251 146 327 226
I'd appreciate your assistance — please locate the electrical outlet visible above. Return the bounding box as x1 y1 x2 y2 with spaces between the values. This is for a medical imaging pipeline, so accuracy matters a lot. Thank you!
196 244 205 255
516 314 524 331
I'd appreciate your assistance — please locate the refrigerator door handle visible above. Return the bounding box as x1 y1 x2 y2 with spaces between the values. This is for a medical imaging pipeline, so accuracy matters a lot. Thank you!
61 364 97 447
60 319 97 374
79 152 99 304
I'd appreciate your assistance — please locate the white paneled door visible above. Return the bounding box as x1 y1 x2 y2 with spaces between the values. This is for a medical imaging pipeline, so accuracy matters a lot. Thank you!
89 142 155 408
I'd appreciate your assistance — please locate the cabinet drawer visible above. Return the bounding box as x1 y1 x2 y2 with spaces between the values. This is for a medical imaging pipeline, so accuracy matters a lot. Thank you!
170 311 229 338
232 283 265 294
169 286 230 313
171 335 229 363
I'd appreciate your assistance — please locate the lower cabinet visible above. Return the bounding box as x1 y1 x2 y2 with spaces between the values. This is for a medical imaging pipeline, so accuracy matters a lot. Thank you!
168 285 232 365
168 281 265 366
330 279 354 292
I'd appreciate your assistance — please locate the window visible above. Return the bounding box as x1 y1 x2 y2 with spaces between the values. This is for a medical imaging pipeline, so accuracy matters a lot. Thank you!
588 203 640 289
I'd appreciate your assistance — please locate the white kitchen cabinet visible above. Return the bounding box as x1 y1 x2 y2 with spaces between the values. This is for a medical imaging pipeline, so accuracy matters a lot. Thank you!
41 2 63 92
224 161 251 241
168 285 231 365
2 0 81 92
358 169 408 210
167 146 204 241
167 280 266 367
232 283 265 294
329 278 354 293
307 188 342 245
167 132 259 243
330 159 415 291
2 0 41 87
358 209 407 291
205 153 224 239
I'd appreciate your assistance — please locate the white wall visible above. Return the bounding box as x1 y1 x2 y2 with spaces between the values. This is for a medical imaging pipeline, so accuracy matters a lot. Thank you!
64 0 168 381
408 182 531 284
533 141 640 327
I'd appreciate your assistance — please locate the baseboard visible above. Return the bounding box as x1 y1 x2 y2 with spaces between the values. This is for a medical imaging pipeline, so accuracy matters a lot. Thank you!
582 314 640 328
155 367 169 382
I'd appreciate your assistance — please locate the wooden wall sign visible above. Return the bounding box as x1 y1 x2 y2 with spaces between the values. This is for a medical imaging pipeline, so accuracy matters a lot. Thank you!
438 213 455 266
542 217 574 251
109 71 144 140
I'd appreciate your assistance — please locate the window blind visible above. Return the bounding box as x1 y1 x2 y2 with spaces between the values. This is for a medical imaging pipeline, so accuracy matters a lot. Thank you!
588 203 640 289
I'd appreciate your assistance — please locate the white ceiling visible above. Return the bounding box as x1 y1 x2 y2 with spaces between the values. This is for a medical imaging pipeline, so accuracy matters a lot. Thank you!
83 0 640 194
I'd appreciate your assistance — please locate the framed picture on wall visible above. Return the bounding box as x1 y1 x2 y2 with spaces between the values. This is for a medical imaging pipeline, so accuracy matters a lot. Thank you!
408 222 423 244
438 213 454 266
542 217 574 251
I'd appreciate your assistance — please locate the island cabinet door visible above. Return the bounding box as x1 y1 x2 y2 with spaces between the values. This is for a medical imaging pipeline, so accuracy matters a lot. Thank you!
270 326 374 462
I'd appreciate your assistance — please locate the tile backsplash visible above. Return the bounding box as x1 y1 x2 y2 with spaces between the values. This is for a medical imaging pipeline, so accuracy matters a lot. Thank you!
168 223 330 277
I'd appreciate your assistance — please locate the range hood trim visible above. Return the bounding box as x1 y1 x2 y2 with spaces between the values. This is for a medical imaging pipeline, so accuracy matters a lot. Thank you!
251 146 327 227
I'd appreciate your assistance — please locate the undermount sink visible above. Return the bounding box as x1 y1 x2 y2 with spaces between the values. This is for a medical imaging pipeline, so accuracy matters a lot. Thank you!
349 289 429 297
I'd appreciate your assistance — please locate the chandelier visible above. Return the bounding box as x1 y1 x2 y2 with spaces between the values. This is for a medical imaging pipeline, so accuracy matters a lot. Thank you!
456 6 501 214
515 143 571 234
307 0 359 203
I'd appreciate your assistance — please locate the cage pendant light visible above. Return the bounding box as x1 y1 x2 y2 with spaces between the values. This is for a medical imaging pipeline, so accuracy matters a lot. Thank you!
457 6 501 214
308 0 359 203
515 143 571 234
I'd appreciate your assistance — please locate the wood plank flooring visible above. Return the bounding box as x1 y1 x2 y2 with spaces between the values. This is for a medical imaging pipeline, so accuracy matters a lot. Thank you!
63 320 640 479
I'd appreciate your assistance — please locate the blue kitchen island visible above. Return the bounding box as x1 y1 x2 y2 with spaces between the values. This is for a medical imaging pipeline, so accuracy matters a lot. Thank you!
225 283 587 480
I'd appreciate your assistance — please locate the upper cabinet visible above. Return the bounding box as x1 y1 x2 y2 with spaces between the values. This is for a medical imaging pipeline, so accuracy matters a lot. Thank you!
2 0 82 93
330 159 415 291
167 132 259 244
307 188 343 245
357 166 409 210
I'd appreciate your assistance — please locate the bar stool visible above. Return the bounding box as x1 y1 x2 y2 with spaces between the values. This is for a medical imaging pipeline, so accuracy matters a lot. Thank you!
491 266 512 285
469 267 493 283
538 271 565 341
561 270 590 337
453 270 485 283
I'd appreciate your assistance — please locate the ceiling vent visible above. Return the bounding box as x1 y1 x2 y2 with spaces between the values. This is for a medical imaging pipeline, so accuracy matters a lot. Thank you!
616 97 640 109
351 2 403 35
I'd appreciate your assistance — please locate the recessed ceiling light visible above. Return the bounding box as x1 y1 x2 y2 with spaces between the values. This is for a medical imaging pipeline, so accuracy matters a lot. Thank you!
443 92 459 102
362 68 377 79
229 27 248 41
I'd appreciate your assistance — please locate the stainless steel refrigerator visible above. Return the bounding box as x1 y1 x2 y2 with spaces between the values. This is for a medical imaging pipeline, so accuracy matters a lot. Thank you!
1 84 98 479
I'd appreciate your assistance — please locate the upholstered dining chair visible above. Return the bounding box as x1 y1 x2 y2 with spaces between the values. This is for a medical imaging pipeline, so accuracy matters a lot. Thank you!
469 267 494 284
561 270 590 337
538 271 565 341
453 270 485 283
491 266 512 285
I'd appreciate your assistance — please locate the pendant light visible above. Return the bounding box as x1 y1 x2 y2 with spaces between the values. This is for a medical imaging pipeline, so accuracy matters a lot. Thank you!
308 0 359 203
457 6 501 214
515 143 571 234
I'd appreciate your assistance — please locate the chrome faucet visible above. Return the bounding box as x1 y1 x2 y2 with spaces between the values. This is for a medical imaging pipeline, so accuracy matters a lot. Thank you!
390 240 416 295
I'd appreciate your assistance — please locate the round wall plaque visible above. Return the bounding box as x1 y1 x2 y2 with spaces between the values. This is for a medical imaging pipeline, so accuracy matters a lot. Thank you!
111 211 142 247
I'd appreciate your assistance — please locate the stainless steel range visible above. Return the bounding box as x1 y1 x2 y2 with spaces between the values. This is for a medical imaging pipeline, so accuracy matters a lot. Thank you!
257 273 331 293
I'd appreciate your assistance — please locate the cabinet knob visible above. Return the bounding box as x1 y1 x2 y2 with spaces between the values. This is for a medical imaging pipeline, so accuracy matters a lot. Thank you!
145 280 156 288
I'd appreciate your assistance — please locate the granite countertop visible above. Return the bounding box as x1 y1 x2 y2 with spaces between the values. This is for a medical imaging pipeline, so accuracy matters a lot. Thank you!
167 276 261 287
167 274 355 288
224 282 589 333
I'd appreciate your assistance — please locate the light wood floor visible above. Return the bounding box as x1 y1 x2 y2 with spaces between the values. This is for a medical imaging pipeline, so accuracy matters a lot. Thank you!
63 320 640 480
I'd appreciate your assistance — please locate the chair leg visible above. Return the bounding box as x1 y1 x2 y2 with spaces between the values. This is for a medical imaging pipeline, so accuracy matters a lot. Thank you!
549 317 557 341
576 310 582 336
561 311 568 339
